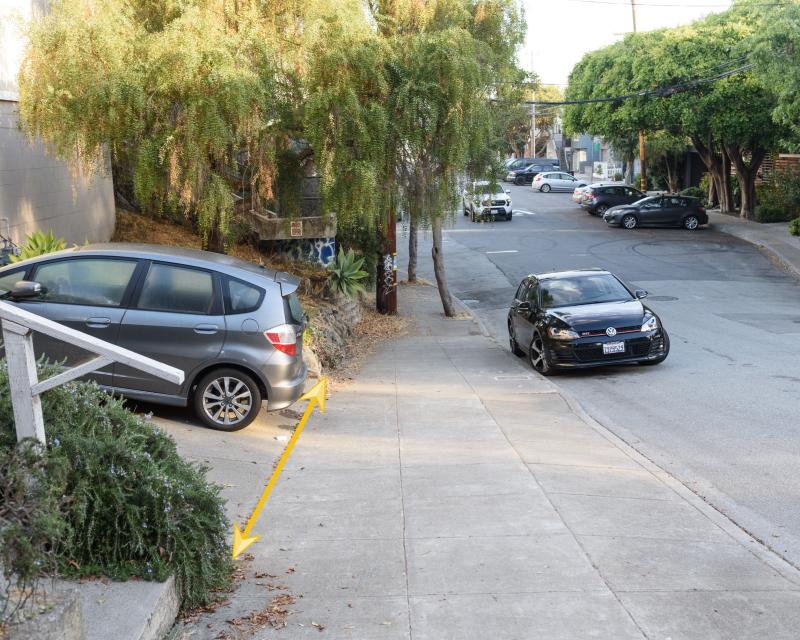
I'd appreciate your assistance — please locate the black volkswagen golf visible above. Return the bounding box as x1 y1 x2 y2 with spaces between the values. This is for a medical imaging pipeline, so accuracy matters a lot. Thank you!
507 269 669 375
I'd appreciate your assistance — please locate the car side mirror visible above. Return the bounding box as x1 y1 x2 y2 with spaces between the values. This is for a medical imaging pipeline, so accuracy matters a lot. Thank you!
505 189 510 194
8 280 45 300
634 289 648 299
517 301 531 312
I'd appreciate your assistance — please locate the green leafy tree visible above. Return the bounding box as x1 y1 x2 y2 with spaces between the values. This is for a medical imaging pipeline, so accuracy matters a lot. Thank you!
564 4 786 219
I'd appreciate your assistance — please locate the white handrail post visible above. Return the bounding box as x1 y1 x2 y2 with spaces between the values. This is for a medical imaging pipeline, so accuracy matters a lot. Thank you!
2 319 46 443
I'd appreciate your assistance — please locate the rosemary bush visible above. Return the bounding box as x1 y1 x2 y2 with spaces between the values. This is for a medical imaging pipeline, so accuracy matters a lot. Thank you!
0 362 233 609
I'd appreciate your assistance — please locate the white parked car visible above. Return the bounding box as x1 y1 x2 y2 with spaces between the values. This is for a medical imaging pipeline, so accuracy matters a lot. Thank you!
463 181 513 222
533 171 587 193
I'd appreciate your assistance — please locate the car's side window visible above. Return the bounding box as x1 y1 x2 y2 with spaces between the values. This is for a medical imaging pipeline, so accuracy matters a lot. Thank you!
526 283 539 306
668 197 687 207
642 198 662 209
624 187 639 197
515 281 529 301
33 258 138 307
136 263 216 315
0 268 27 295
226 278 263 314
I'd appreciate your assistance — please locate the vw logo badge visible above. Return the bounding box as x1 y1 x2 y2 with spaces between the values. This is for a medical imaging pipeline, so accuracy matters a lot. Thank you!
606 327 617 337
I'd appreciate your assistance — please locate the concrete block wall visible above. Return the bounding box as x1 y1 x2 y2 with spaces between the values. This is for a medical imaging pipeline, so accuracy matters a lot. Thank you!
0 100 116 246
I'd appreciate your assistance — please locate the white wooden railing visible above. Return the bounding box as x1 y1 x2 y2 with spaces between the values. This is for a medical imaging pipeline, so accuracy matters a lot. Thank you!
0 300 184 444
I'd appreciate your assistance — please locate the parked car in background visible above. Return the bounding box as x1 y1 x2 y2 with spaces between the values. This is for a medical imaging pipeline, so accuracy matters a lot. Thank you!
463 181 513 221
603 195 708 230
533 172 586 193
581 185 644 215
0 244 308 430
507 269 669 375
572 181 623 204
506 162 560 186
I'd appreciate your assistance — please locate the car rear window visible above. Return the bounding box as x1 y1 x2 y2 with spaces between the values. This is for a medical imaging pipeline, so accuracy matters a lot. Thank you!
285 292 304 325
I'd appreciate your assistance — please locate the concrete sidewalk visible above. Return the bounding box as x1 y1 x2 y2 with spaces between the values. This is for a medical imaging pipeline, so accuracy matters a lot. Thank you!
177 282 800 639
708 211 800 281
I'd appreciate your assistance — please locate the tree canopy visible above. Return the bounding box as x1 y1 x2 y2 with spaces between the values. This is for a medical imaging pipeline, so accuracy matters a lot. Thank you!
563 1 793 218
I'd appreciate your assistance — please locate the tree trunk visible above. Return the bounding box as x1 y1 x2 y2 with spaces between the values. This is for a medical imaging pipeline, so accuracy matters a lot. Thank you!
203 219 226 254
707 177 717 208
431 215 456 317
692 134 733 213
725 144 766 221
407 211 418 282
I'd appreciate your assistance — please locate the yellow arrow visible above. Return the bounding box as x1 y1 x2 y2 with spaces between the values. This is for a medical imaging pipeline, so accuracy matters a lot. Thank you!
231 377 327 559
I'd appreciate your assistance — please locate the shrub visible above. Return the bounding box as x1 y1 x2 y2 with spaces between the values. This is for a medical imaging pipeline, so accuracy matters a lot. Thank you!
755 203 795 223
0 362 233 609
790 217 800 236
9 230 66 263
680 186 705 200
613 171 623 181
327 247 368 299
1 442 68 625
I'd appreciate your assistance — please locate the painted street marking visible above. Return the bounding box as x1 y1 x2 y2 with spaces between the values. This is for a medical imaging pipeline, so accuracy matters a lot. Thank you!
486 250 518 254
514 210 537 215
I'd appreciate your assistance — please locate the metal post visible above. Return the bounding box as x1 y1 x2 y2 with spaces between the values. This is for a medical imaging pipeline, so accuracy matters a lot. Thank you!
631 0 647 192
2 320 46 443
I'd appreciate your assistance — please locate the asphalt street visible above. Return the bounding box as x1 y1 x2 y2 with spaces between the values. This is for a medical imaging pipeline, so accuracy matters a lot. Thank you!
399 183 800 569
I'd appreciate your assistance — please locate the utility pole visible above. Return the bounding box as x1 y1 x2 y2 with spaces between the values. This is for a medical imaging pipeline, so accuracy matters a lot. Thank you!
532 91 537 157
376 205 397 315
631 0 647 192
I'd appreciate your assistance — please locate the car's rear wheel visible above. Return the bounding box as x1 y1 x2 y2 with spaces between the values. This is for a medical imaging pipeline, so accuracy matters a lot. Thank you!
529 332 555 375
540 183 551 193
514 177 523 186
595 204 609 216
194 368 262 431
622 214 638 229
683 215 699 230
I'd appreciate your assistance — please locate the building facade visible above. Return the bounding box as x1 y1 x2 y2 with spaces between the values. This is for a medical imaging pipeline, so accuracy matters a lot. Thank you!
0 0 115 250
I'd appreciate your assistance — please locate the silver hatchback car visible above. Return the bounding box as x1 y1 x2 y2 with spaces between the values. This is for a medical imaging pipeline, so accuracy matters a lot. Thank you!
0 244 307 431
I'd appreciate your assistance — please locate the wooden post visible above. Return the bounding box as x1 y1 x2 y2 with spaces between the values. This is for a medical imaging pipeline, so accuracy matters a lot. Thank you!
376 208 398 315
2 320 46 443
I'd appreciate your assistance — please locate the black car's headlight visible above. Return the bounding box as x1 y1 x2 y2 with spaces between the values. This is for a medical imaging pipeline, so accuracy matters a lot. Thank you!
548 326 580 340
641 312 659 332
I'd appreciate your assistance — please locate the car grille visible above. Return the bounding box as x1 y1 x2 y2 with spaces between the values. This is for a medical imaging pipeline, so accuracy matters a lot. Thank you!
491 199 507 206
573 337 651 362
579 325 640 337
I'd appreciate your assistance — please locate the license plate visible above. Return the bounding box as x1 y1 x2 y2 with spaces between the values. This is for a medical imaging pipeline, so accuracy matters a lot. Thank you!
492 208 503 214
603 341 625 355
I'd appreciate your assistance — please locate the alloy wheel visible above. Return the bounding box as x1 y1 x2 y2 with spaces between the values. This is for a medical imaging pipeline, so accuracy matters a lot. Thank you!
684 215 699 230
202 375 253 427
529 335 545 372
541 184 551 193
596 204 608 215
622 214 638 229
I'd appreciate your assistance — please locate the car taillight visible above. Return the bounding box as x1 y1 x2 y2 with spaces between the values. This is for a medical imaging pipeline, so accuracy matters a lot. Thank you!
698 206 706 213
264 324 297 356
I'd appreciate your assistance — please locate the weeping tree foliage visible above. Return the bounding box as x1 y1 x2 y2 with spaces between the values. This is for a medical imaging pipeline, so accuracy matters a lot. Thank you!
307 0 525 316
17 0 359 251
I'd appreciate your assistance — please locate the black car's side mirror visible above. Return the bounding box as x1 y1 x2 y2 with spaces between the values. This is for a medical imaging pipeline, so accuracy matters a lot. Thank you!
8 280 45 300
517 301 531 312
634 289 648 299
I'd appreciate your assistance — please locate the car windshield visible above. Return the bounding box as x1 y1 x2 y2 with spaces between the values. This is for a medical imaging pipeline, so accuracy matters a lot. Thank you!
475 181 502 196
539 275 634 308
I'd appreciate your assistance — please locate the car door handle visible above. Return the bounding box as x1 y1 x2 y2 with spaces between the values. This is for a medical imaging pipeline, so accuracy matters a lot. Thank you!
86 317 111 328
194 324 219 335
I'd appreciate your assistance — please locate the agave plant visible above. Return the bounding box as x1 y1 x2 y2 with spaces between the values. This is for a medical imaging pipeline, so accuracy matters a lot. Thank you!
10 229 66 263
327 247 368 299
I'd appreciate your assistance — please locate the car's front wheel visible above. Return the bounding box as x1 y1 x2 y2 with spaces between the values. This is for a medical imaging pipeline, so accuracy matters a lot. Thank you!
540 183 551 193
621 214 638 229
529 332 555 375
194 368 262 431
683 215 699 230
